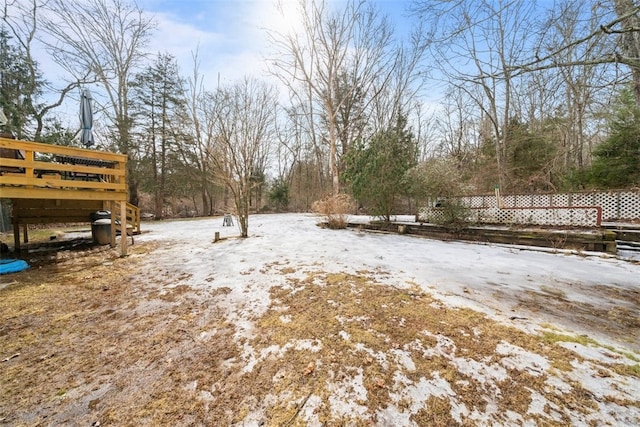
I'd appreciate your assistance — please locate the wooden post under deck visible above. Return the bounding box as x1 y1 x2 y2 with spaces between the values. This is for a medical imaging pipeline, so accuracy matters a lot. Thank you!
110 200 117 249
108 200 128 256
120 199 127 256
13 221 19 251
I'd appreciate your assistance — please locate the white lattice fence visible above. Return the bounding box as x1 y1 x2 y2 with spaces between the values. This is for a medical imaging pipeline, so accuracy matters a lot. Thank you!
421 189 639 225
616 191 639 219
418 207 602 227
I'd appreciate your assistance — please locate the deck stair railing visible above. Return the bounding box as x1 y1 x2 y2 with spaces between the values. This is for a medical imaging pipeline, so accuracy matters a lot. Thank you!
113 201 141 235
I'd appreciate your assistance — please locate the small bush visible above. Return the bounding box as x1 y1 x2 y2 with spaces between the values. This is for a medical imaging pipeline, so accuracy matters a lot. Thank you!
311 193 355 229
437 199 471 230
268 178 289 212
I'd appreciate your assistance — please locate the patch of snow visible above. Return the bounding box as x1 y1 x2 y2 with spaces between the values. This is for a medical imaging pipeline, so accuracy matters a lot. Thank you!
279 314 291 323
496 341 550 376
138 214 640 350
558 341 638 365
295 339 323 352
133 214 640 424
526 390 550 416
389 349 416 371
451 356 509 393
242 339 323 373
544 374 573 395
299 394 324 427
327 367 370 420
419 331 458 357
354 343 389 370
382 371 467 425
566 359 640 402
184 380 198 391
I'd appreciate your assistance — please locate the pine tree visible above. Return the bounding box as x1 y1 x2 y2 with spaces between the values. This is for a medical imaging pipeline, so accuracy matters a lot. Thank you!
587 88 640 188
131 53 190 219
343 114 417 221
0 29 42 139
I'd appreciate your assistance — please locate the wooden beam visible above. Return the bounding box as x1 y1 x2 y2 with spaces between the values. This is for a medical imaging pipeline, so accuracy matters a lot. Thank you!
120 199 127 256
0 137 126 162
13 219 19 252
0 175 127 191
13 208 97 218
12 199 103 209
1 187 126 200
110 200 116 249
14 216 94 224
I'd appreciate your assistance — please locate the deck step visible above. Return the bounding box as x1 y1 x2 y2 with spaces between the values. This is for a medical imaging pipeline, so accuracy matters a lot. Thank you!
617 240 640 251
603 224 640 243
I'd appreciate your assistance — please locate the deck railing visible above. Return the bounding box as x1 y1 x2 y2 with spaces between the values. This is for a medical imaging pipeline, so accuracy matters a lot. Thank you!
0 137 127 200
114 201 141 235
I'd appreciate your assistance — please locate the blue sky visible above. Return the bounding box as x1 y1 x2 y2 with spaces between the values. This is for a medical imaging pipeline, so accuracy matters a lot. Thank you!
135 0 417 89
28 0 417 134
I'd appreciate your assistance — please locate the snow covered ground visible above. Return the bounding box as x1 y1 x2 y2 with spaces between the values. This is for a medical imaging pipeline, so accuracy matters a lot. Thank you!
137 213 638 346
132 213 639 425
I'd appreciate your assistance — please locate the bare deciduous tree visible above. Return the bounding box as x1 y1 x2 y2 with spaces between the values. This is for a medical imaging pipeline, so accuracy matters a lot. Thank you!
369 25 428 134
612 0 640 106
1 0 86 140
182 49 219 216
269 0 397 195
208 77 277 237
41 0 155 205
506 0 640 107
435 86 479 166
413 0 537 190
546 1 612 169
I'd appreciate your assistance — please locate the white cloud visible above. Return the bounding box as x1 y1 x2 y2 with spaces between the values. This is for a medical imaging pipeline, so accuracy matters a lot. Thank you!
141 1 292 89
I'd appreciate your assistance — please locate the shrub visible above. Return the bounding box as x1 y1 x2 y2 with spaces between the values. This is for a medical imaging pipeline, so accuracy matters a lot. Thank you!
268 178 289 212
437 199 471 231
311 193 355 229
404 158 472 229
342 115 417 221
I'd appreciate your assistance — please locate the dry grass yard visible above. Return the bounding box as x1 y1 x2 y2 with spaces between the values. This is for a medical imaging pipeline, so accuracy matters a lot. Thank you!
1 214 639 426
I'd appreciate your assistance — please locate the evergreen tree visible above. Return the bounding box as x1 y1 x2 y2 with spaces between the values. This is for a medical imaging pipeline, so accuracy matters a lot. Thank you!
131 53 190 219
504 118 557 192
586 88 640 188
343 115 417 221
268 177 289 212
0 29 42 139
38 119 76 146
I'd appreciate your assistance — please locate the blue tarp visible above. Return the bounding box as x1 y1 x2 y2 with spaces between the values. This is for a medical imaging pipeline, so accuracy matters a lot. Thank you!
0 259 29 274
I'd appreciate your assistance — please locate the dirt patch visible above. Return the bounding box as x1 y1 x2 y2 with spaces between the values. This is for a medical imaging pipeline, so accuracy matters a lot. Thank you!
513 285 640 349
1 244 639 426
1 242 245 425
248 270 638 425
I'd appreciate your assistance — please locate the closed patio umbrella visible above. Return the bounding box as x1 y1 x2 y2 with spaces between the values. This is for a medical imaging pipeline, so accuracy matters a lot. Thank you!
80 88 94 147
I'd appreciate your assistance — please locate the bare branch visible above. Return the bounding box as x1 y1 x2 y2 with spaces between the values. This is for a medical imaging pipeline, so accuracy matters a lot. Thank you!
507 4 640 75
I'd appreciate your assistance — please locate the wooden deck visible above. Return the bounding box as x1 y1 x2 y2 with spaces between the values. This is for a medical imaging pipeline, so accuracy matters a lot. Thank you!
0 137 137 255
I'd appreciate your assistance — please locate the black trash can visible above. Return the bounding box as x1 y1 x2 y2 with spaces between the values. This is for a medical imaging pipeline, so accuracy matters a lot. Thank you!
90 210 111 222
91 211 111 245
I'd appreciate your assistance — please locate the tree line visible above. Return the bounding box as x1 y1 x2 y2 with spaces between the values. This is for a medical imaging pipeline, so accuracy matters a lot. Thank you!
1 0 639 233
